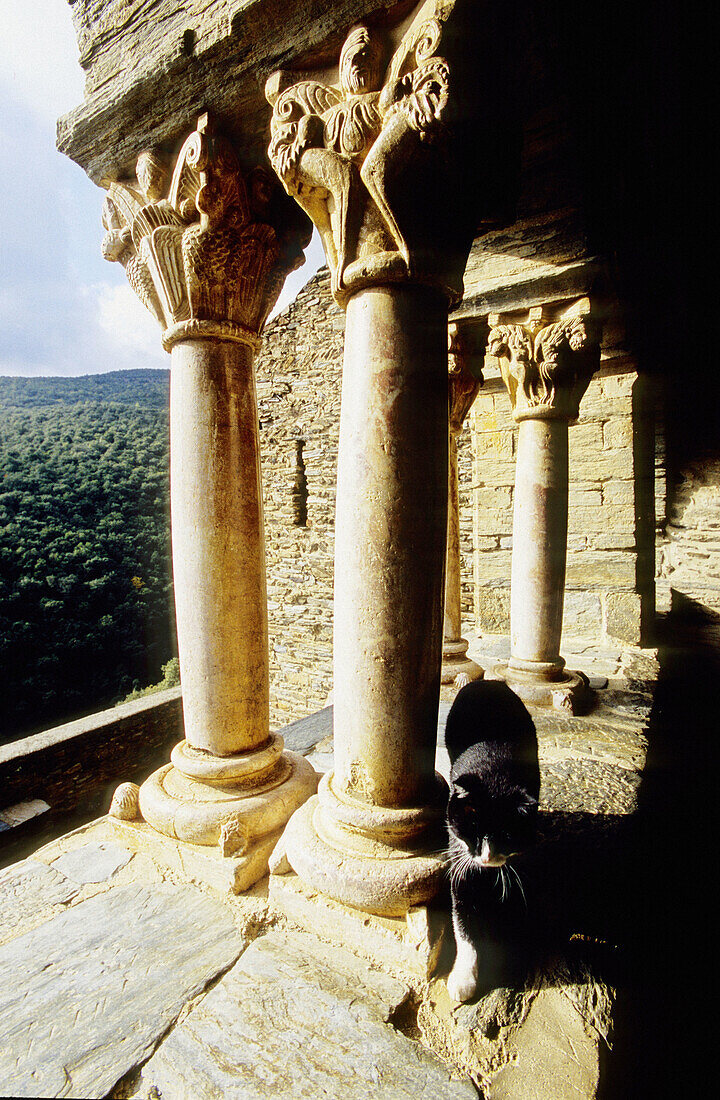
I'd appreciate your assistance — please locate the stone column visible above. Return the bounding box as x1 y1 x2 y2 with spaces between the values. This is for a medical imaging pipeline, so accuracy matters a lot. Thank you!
487 300 602 711
442 322 484 687
266 6 482 915
102 116 317 890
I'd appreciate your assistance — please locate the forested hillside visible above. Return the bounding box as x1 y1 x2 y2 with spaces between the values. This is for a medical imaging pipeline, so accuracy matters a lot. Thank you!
0 370 176 744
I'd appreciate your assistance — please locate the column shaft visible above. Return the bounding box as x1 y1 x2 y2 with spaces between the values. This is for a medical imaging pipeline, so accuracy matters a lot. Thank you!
170 339 269 756
509 417 568 674
333 285 448 808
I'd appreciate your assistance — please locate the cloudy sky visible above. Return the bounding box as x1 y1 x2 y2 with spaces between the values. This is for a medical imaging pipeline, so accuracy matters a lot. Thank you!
0 0 322 378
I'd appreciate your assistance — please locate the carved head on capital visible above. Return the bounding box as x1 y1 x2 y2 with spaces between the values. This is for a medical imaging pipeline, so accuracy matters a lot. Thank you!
339 24 385 95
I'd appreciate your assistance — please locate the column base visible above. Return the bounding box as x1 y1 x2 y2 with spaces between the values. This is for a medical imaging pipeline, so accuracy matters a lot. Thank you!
491 662 589 714
105 814 284 895
441 638 484 686
274 772 449 918
110 743 318 892
269 869 448 980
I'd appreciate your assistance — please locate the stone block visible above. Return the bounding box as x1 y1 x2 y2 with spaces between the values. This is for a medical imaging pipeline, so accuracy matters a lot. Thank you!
476 485 513 511
475 549 513 585
418 968 610 1100
474 508 513 537
569 421 603 459
602 479 635 505
603 591 642 643
565 551 636 589
590 532 636 551
474 536 500 551
475 588 511 634
269 871 448 980
471 394 515 434
602 417 634 450
600 371 637 398
562 590 603 636
568 504 635 538
0 799 50 828
567 486 602 508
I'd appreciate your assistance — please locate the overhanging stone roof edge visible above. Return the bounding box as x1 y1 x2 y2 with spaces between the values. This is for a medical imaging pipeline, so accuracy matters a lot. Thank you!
57 0 418 182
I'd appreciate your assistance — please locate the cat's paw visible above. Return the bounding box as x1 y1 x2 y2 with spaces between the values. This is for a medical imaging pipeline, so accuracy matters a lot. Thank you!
447 963 478 1003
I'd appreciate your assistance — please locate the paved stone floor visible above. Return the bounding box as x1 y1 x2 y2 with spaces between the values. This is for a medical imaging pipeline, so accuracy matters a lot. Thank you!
0 636 658 1099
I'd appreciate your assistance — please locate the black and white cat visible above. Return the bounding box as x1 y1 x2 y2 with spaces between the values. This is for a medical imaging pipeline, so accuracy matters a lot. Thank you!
445 679 540 1002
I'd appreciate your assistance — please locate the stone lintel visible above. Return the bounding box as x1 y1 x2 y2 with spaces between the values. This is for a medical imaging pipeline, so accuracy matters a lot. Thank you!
269 870 448 981
451 257 607 330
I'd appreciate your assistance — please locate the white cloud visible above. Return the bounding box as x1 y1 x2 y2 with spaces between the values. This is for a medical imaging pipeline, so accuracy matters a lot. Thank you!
268 230 325 320
92 283 167 365
3 0 84 123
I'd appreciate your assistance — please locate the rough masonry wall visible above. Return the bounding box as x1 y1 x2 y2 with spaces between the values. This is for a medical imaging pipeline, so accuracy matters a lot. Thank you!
258 271 657 728
658 459 720 629
256 270 342 729
470 356 657 645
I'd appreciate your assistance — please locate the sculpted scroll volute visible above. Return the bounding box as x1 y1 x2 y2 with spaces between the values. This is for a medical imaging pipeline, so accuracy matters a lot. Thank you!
266 5 458 304
101 115 311 349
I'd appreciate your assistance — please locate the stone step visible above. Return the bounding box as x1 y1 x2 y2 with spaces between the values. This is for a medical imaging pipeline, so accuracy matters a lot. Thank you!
135 929 478 1100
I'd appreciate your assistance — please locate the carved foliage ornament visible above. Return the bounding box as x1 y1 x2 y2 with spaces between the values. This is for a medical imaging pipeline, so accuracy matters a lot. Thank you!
266 5 455 302
101 115 309 350
487 307 602 422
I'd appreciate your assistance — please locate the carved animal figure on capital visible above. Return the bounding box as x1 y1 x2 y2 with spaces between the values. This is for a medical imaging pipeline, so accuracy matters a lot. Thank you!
266 15 450 297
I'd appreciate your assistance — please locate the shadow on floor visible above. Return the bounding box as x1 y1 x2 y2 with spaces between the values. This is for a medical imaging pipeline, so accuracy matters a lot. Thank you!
484 599 719 1097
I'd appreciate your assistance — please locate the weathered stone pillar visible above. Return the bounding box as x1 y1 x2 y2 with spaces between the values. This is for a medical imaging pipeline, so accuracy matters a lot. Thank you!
442 322 484 687
487 300 601 711
266 5 483 915
102 116 317 889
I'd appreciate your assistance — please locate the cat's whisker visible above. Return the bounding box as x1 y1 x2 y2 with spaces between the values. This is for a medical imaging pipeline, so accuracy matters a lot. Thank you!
507 862 528 910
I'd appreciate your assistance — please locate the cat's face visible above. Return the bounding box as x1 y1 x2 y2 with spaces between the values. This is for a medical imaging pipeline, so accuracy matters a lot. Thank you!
447 775 537 868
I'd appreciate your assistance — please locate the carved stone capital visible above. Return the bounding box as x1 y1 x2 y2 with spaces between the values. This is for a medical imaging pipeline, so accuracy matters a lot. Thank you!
266 4 466 306
448 321 484 433
487 299 602 422
101 114 311 351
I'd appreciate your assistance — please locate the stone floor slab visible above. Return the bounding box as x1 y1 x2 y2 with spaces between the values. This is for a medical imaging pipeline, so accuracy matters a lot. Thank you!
0 882 244 1099
137 929 477 1100
0 859 79 945
50 840 132 883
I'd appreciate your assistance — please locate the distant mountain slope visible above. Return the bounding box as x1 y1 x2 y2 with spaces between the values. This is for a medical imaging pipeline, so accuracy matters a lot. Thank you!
0 370 175 744
0 369 169 410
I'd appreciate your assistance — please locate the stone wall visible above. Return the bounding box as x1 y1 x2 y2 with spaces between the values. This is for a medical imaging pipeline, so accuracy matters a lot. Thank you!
658 458 720 626
0 688 183 851
256 271 343 728
470 355 657 645
257 270 660 728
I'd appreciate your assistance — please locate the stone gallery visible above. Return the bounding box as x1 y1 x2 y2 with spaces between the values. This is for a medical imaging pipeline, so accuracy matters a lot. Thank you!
0 1 712 1097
